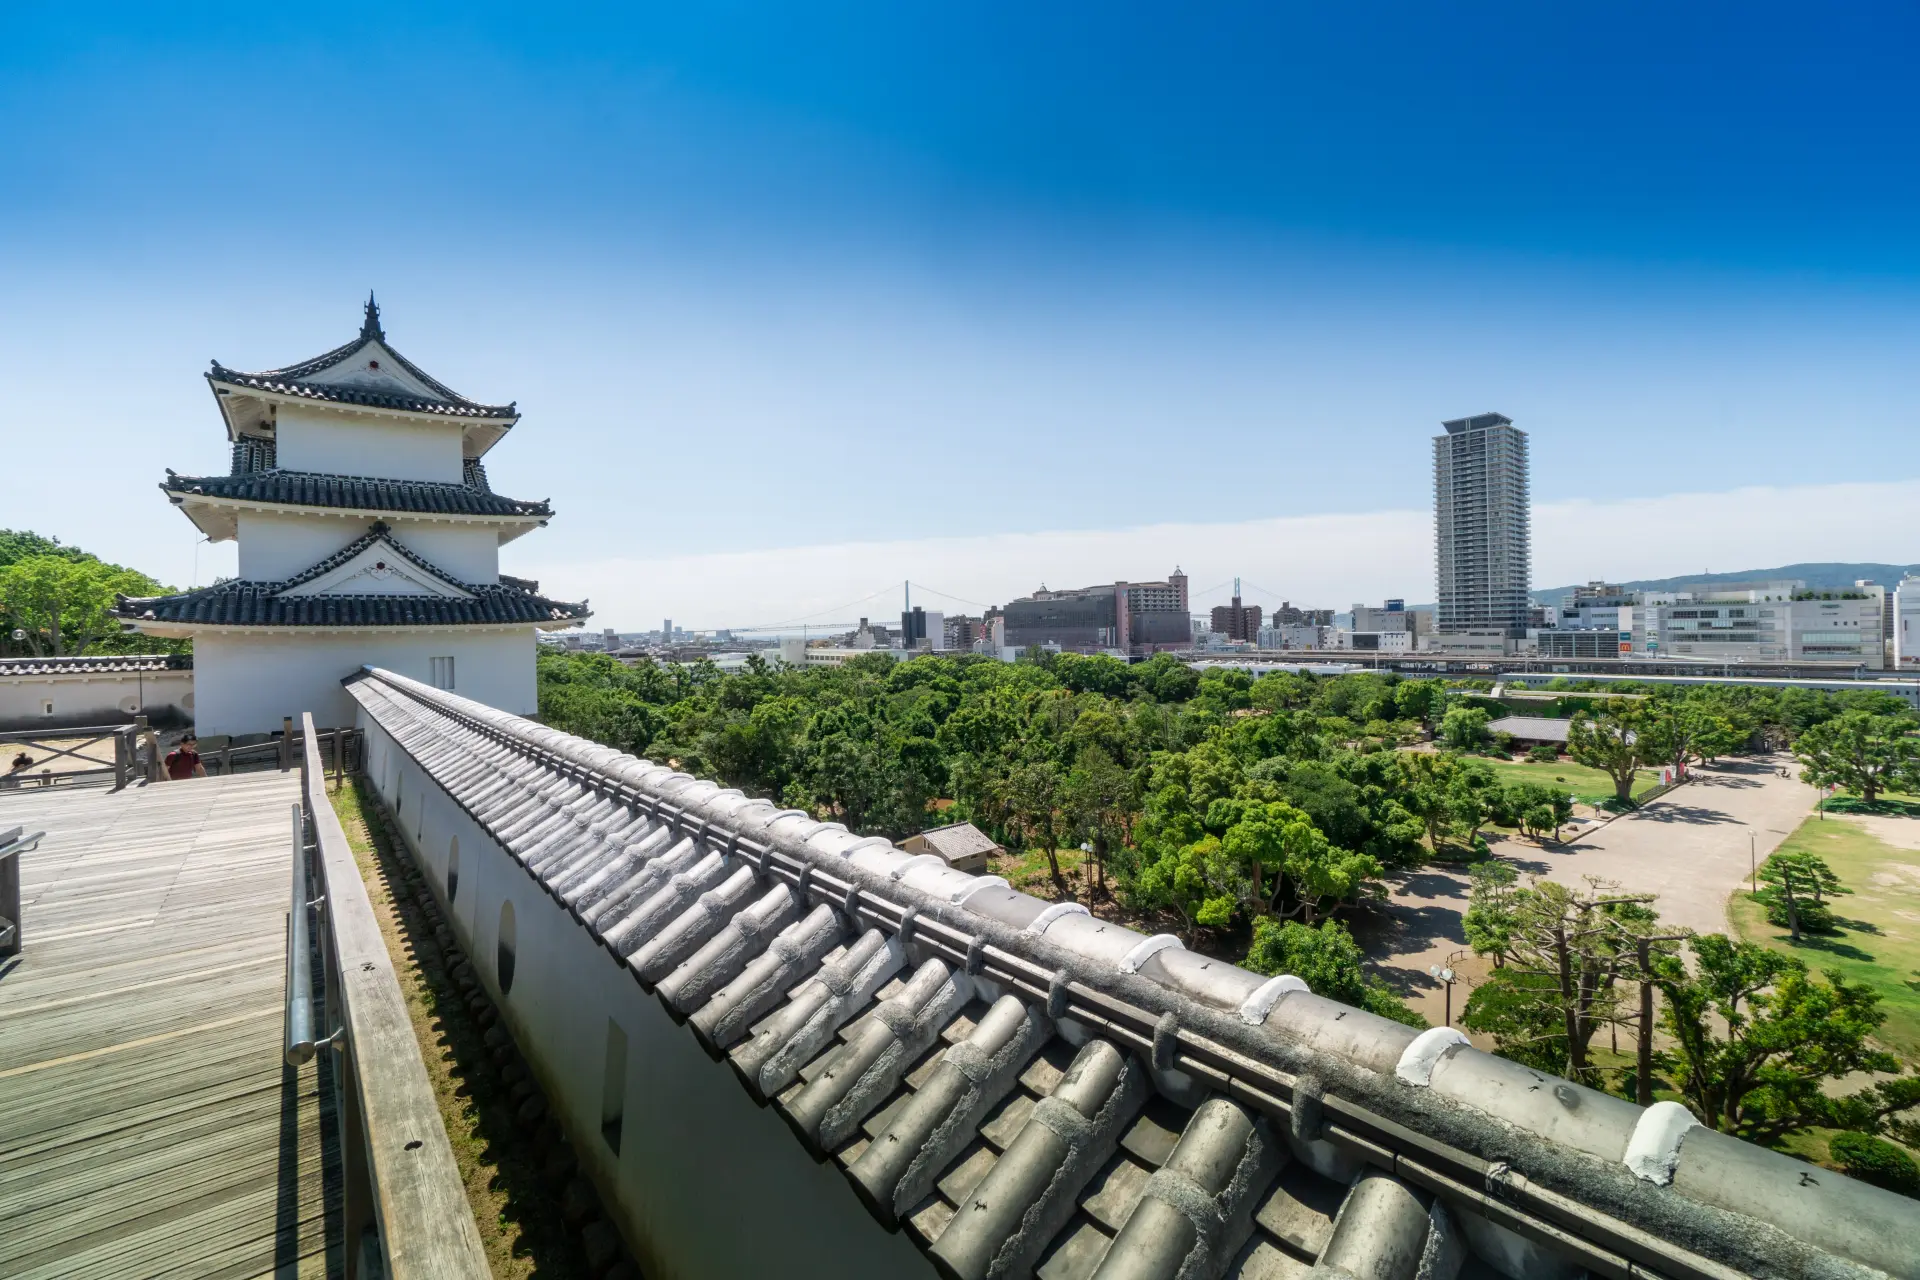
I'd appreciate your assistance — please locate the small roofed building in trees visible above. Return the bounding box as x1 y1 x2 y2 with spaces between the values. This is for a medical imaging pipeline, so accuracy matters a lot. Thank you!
119 297 588 736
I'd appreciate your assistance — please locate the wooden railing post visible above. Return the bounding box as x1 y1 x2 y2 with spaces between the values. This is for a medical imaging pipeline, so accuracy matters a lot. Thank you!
280 717 294 772
0 829 26 958
113 727 129 791
134 715 159 783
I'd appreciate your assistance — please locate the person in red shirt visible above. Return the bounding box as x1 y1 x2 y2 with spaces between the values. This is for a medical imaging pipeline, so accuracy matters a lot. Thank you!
164 734 208 781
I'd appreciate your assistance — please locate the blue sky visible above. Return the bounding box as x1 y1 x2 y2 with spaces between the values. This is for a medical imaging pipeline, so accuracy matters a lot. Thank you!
4 3 1917 626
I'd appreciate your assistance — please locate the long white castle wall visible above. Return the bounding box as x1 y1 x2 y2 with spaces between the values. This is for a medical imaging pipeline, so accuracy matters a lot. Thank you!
356 711 934 1280
275 405 464 484
0 668 195 732
238 512 501 583
193 630 534 736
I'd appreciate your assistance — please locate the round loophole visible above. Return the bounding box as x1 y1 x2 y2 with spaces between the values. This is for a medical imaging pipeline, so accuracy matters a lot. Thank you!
497 900 517 996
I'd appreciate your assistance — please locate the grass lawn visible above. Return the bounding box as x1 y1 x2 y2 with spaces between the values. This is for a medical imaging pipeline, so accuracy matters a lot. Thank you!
329 778 599 1279
1728 811 1920 1064
1477 757 1663 807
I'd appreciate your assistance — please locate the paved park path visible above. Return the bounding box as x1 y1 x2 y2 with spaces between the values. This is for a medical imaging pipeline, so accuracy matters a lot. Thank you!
1354 752 1818 1029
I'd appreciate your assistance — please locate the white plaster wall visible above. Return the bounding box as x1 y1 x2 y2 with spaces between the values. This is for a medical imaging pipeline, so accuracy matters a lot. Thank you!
385 521 499 583
0 670 195 731
275 405 464 483
237 514 498 585
238 511 374 580
193 630 535 736
358 714 936 1280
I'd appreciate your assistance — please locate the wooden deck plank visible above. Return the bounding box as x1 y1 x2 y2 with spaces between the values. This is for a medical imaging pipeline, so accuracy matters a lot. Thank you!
0 773 342 1279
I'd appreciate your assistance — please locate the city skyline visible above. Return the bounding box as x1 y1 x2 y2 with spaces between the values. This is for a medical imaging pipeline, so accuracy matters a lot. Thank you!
517 473 1920 633
3 4 1919 615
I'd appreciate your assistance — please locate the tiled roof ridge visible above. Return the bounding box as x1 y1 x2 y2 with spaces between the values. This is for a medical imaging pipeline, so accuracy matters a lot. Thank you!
348 666 1919 1280
278 521 458 592
0 653 189 674
115 525 589 627
208 308 510 417
160 468 552 519
205 362 517 420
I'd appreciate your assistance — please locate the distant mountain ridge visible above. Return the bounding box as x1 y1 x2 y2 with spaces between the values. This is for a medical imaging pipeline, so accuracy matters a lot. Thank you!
1530 563 1920 606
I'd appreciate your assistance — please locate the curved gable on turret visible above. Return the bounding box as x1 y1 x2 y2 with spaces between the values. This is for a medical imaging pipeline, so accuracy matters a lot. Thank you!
207 296 520 456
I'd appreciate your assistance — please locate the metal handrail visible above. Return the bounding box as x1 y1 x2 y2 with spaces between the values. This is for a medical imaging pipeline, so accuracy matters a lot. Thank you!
283 803 326 1064
0 825 45 957
214 728 359 777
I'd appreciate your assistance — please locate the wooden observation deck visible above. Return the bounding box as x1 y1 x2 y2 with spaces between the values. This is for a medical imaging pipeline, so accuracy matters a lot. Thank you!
0 771 341 1278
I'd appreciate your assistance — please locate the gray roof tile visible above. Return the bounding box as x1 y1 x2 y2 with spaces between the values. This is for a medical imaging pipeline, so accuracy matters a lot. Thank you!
162 468 550 518
0 654 189 677
116 521 588 629
342 666 1920 1280
207 299 515 421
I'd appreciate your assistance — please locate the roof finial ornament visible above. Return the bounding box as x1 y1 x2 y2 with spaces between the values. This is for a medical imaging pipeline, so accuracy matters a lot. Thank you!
361 291 384 342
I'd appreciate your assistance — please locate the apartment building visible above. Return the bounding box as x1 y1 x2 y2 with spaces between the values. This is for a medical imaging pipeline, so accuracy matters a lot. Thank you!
1434 412 1531 642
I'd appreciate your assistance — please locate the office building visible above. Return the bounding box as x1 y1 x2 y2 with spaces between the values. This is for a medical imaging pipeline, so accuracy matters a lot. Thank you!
1338 629 1414 652
1210 580 1262 642
1897 577 1920 668
943 615 982 651
1273 601 1334 628
1627 583 1885 668
1434 412 1531 640
1000 572 1191 655
1260 622 1327 650
899 607 928 649
1350 599 1423 641
1537 630 1630 659
1559 582 1638 630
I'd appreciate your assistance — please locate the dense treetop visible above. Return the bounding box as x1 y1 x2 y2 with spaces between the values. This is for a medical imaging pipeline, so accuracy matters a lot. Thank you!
0 528 183 657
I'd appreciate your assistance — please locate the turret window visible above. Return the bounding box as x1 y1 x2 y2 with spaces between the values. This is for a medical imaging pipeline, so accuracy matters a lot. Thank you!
430 656 456 690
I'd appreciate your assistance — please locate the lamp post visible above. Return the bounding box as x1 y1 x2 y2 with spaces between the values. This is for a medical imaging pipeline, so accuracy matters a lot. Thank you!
1428 963 1459 1026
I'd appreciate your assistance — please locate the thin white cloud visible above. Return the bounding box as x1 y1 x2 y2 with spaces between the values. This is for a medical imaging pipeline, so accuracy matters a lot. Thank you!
511 477 1920 631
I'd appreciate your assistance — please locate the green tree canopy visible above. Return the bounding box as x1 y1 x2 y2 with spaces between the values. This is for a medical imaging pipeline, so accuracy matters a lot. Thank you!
1439 705 1491 751
1794 710 1920 804
0 554 165 656
1459 876 1667 1083
1567 699 1653 804
1753 850 1847 940
1657 934 1918 1142
1242 917 1424 1027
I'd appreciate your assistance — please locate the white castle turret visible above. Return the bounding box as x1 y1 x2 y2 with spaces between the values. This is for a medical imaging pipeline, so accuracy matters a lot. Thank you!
121 297 588 736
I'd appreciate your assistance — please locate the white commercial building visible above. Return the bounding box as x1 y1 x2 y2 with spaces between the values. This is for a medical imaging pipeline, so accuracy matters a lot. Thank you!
1898 576 1920 669
1349 600 1423 642
1628 582 1885 668
1258 623 1327 650
1333 629 1413 652
776 637 906 668
121 298 588 737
